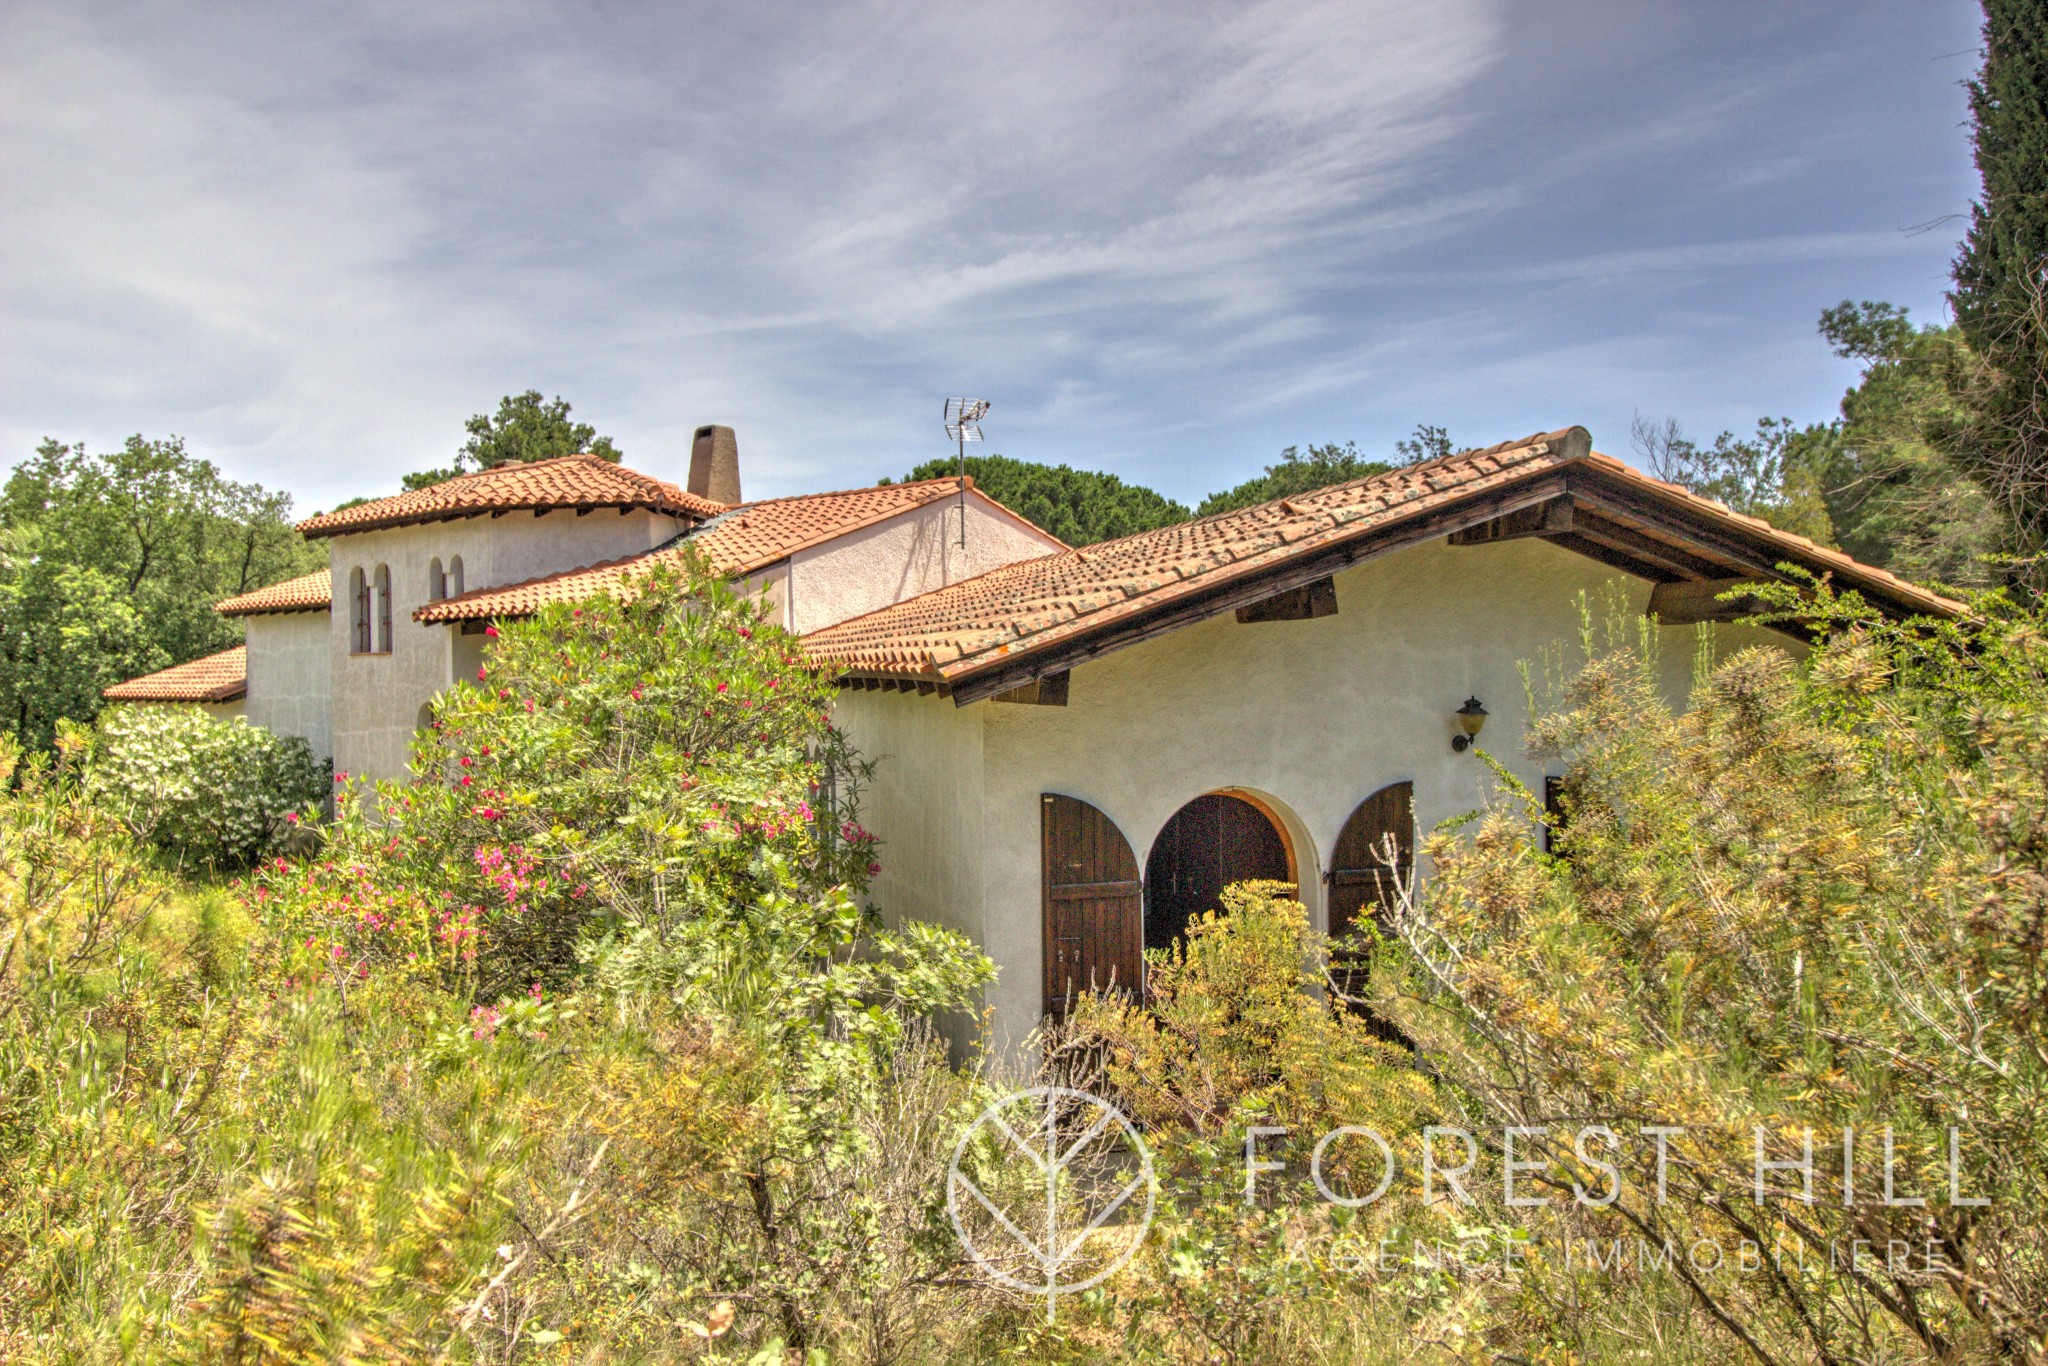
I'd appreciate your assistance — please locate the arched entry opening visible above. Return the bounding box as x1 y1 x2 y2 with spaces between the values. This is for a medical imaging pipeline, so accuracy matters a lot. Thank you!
1143 791 1293 953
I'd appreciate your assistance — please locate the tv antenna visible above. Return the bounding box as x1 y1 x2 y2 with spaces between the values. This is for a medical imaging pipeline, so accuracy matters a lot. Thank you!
943 397 988 549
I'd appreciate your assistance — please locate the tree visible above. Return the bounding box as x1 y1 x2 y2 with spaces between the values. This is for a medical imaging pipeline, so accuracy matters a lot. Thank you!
1949 0 2048 549
890 453 1188 546
456 391 620 472
1629 413 1837 544
0 436 322 748
1807 302 2006 585
1392 423 1454 465
1635 303 2011 587
1194 439 1396 518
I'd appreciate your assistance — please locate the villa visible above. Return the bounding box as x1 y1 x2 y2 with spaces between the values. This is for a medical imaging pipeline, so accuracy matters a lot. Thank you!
106 423 1957 1048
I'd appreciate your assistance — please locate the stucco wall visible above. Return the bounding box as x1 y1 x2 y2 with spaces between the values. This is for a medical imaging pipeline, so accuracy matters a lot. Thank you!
330 508 686 784
835 534 1799 1051
787 495 1062 635
198 700 247 724
243 611 333 761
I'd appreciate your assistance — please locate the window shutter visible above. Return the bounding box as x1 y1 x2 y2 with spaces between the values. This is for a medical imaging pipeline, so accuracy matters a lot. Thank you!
1041 794 1143 1019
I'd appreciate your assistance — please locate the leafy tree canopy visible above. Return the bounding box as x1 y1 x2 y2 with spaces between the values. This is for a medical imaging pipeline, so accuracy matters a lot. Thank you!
456 391 620 473
1637 301 2007 588
0 436 322 748
1194 439 1399 518
889 453 1189 546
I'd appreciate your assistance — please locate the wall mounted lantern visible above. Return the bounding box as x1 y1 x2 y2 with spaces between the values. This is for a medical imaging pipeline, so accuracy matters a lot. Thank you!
1452 696 1488 752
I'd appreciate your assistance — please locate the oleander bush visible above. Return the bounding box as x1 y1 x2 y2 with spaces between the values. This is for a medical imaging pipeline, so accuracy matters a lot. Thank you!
86 703 325 868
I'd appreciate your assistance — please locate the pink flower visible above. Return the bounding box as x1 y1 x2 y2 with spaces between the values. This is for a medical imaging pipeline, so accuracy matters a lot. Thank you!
477 667 488 681
284 811 300 825
737 626 753 639
484 625 499 638
630 687 643 701
715 682 728 694
474 806 501 820
868 861 883 876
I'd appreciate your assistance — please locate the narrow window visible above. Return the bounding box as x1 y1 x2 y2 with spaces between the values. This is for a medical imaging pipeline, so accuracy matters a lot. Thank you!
350 567 371 654
428 557 446 601
448 555 465 596
374 564 393 654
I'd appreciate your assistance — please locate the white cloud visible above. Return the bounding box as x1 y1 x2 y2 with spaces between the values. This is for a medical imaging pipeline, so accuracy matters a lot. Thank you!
0 0 1977 512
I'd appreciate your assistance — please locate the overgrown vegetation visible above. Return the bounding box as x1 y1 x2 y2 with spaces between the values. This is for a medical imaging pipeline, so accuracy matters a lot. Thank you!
8 550 2048 1360
2 557 1002 1363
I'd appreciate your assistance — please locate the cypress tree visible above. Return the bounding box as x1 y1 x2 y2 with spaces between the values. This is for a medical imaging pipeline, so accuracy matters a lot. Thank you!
1950 0 2048 544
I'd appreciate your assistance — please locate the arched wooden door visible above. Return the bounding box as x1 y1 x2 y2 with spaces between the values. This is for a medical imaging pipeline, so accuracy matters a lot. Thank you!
1041 794 1144 1019
1329 781 1414 942
1143 793 1291 953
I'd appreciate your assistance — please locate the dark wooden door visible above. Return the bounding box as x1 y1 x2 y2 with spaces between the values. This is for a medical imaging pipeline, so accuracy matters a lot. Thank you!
1143 793 1290 953
1329 781 1414 942
1041 794 1143 1019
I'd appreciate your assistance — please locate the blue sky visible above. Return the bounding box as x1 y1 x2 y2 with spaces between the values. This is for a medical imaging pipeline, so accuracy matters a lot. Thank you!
0 1 1985 514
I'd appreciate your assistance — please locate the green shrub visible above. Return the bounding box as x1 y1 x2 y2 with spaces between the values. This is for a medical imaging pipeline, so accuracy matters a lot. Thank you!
1378 586 2048 1363
86 704 326 867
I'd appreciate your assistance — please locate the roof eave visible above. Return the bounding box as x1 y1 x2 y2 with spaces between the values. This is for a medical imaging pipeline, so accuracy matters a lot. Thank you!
841 459 1962 708
300 500 708 539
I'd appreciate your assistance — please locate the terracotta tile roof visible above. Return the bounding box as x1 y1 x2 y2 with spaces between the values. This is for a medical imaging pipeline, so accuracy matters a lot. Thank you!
296 455 724 538
103 646 248 704
215 568 332 616
801 427 1965 691
413 477 1016 623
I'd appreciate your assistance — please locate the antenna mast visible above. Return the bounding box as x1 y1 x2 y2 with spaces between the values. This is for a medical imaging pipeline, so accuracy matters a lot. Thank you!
942 397 988 550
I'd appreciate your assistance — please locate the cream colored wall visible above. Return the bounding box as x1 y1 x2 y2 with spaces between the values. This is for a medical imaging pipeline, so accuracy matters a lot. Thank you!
835 535 1798 1051
734 563 791 630
330 508 685 784
787 495 1062 635
243 611 332 761
199 700 247 724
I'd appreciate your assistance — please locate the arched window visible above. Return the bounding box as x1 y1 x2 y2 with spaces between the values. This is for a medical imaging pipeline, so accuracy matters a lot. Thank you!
428 558 446 601
448 555 465 597
349 567 371 654
373 564 393 654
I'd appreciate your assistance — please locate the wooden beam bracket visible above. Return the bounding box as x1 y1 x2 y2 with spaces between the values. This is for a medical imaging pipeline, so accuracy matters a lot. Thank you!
1235 576 1338 623
1646 576 1773 626
1447 497 1574 546
993 671 1070 706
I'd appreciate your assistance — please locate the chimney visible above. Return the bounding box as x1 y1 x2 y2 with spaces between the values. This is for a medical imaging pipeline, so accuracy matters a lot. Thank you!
687 424 742 505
